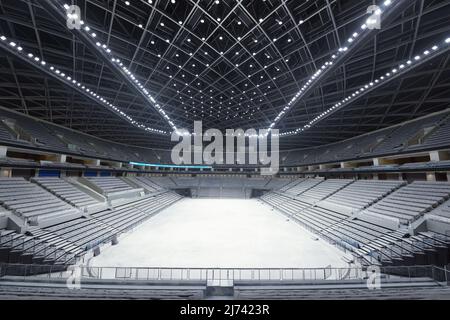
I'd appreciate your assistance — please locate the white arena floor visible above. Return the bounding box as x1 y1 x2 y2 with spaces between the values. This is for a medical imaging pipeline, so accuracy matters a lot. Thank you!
90 198 347 269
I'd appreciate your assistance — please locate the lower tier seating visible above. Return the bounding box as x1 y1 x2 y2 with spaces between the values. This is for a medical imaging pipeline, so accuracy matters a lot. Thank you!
130 176 164 192
32 177 100 209
39 192 181 251
279 179 305 192
361 182 450 224
0 228 81 265
235 281 449 300
87 177 134 194
322 215 397 248
323 180 404 211
263 178 450 261
0 191 182 266
285 178 324 195
0 278 206 300
430 198 450 218
302 179 354 201
355 231 450 267
0 178 80 224
262 193 314 216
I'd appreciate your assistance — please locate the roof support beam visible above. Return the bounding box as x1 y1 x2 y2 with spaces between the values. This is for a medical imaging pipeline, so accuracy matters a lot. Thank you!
271 0 412 129
39 0 176 131
0 40 168 135
281 39 450 137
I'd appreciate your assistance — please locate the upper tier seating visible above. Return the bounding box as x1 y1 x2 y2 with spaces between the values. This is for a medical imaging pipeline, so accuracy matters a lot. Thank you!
2 115 68 152
32 177 100 209
361 182 450 224
153 149 173 163
285 178 324 195
336 128 395 159
0 178 79 223
421 117 450 148
323 180 404 212
277 112 450 166
49 127 103 156
0 121 14 143
302 179 354 201
87 177 134 194
372 114 444 154
2 107 450 168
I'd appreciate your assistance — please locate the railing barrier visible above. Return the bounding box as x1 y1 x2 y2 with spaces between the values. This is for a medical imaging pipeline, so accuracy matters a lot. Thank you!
0 263 448 286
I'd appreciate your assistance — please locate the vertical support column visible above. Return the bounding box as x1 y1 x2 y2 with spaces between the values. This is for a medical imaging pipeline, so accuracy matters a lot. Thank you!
57 154 67 163
429 151 448 162
340 162 353 169
110 162 122 169
0 168 11 177
0 146 8 158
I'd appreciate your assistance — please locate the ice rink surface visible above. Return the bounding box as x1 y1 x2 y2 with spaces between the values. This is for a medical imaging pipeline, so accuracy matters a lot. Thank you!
90 198 347 268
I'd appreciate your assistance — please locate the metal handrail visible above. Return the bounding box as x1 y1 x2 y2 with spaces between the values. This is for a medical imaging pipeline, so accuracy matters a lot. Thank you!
0 263 443 284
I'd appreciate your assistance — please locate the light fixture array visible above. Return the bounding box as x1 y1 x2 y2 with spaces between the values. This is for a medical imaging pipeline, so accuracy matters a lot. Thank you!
132 0 338 126
63 3 178 131
269 0 395 132
0 35 167 135
76 0 364 135
279 36 450 137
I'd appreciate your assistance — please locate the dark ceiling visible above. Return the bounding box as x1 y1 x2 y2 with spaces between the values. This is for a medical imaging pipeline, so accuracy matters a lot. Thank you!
0 0 449 150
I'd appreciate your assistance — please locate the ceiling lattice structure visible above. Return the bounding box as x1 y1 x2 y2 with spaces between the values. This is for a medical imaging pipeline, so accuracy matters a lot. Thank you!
0 0 449 149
